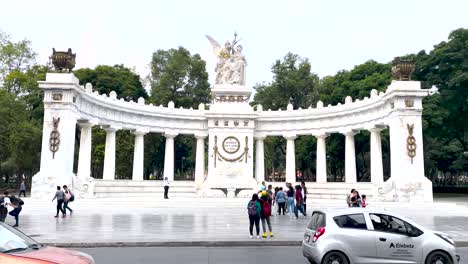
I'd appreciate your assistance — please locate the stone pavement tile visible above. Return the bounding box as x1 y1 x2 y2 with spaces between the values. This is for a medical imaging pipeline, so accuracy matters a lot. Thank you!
5 197 468 245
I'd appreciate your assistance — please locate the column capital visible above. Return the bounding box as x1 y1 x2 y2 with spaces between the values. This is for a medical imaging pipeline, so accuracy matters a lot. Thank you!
254 135 267 140
313 132 328 139
194 132 208 139
101 125 121 132
164 130 179 138
132 128 149 136
341 130 358 136
78 122 96 129
283 133 297 140
369 126 385 133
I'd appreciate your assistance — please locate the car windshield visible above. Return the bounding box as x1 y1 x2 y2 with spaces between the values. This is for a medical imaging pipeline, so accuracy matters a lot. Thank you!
0 222 38 253
307 211 326 230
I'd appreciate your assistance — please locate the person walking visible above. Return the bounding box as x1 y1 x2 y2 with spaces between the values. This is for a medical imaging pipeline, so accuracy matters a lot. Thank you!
301 181 308 214
163 177 170 199
275 187 286 215
286 184 295 217
63 185 74 216
8 195 23 227
19 180 26 197
260 191 274 238
294 185 306 218
1 192 22 227
0 192 10 223
52 186 66 218
347 188 356 207
247 193 261 239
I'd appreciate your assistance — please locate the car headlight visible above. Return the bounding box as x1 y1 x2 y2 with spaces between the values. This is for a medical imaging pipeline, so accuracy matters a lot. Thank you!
435 233 455 246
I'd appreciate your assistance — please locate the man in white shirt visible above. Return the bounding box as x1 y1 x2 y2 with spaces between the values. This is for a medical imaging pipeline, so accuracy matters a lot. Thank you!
1 192 11 222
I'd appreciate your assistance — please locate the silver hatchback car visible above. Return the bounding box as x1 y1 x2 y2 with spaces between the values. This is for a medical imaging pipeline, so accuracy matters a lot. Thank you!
302 208 460 264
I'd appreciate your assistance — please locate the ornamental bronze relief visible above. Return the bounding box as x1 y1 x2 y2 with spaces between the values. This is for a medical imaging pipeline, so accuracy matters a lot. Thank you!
49 117 61 158
406 123 416 163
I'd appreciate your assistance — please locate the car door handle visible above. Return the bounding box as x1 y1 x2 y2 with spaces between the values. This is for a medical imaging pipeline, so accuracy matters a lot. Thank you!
379 237 387 242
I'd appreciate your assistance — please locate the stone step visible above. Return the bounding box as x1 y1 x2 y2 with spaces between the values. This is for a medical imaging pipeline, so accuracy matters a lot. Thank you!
94 192 198 198
94 186 196 192
94 180 195 187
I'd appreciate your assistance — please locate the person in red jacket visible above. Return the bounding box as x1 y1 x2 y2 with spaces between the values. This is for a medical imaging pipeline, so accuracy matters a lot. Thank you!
294 185 306 218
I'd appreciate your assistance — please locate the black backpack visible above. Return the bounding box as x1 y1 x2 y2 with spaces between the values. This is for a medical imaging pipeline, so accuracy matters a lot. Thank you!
10 196 24 206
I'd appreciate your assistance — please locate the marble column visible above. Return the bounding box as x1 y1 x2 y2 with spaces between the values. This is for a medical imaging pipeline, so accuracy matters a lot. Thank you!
284 134 297 183
194 133 207 186
255 136 266 183
103 127 118 180
344 131 357 183
315 133 328 183
370 127 384 184
77 123 94 179
132 130 147 181
163 132 178 181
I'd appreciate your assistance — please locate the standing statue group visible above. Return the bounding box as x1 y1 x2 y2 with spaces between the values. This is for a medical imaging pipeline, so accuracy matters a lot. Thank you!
206 32 247 85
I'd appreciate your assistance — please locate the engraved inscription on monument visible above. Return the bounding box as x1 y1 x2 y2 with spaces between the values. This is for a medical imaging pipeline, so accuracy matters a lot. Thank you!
222 136 240 154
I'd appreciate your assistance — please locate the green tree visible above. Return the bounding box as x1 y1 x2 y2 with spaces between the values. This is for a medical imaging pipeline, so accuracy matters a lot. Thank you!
149 47 211 108
148 47 211 179
414 28 468 182
252 53 319 110
0 30 36 91
74 64 148 101
252 53 320 179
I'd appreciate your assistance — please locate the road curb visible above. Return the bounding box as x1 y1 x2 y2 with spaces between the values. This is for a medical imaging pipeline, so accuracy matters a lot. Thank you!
45 240 468 248
47 240 302 248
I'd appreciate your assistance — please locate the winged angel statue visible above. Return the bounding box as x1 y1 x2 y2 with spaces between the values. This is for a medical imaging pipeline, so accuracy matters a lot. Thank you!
206 33 246 85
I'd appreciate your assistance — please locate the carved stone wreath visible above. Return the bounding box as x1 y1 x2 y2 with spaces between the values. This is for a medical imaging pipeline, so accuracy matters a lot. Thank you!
49 117 61 158
212 136 249 167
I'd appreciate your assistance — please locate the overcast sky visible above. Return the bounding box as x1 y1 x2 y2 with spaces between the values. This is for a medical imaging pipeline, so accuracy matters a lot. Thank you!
1 0 466 87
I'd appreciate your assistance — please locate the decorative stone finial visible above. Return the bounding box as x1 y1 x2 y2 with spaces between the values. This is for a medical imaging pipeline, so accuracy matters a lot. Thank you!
109 91 117 100
256 104 263 112
345 96 352 104
287 103 293 111
85 83 93 92
317 101 324 108
370 89 378 98
50 48 76 73
198 103 205 111
391 57 415 81
168 101 175 109
137 97 145 105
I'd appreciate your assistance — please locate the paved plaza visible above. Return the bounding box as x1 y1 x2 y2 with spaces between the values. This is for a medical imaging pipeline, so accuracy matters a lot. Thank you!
4 196 468 247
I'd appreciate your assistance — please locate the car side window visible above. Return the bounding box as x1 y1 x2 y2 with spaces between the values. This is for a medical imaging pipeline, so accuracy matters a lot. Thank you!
370 214 414 236
333 213 367 230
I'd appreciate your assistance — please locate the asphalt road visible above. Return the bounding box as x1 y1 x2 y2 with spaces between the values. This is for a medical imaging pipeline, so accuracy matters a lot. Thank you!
75 246 468 264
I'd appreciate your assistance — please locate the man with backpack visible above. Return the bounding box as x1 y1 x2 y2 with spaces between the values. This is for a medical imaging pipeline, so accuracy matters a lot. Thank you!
0 192 8 222
1 191 23 227
247 193 261 239
260 191 274 238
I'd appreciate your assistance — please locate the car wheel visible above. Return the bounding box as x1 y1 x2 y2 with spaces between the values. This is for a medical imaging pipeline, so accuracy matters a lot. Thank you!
321 251 349 264
426 251 453 264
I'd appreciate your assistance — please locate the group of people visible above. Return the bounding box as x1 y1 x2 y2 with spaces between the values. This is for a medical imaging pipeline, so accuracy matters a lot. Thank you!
52 185 74 218
0 191 23 227
346 188 367 207
246 181 308 238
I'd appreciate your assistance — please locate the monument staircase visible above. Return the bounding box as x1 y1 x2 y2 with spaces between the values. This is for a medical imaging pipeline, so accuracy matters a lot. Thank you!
92 179 376 204
93 180 198 198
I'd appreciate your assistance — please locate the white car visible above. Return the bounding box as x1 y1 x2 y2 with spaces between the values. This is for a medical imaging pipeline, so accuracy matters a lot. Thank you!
302 208 460 264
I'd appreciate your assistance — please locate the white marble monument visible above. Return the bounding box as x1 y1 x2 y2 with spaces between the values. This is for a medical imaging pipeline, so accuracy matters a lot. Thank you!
31 35 434 202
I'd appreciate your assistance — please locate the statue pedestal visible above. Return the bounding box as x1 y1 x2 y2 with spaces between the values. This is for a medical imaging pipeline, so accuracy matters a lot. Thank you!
203 83 257 197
